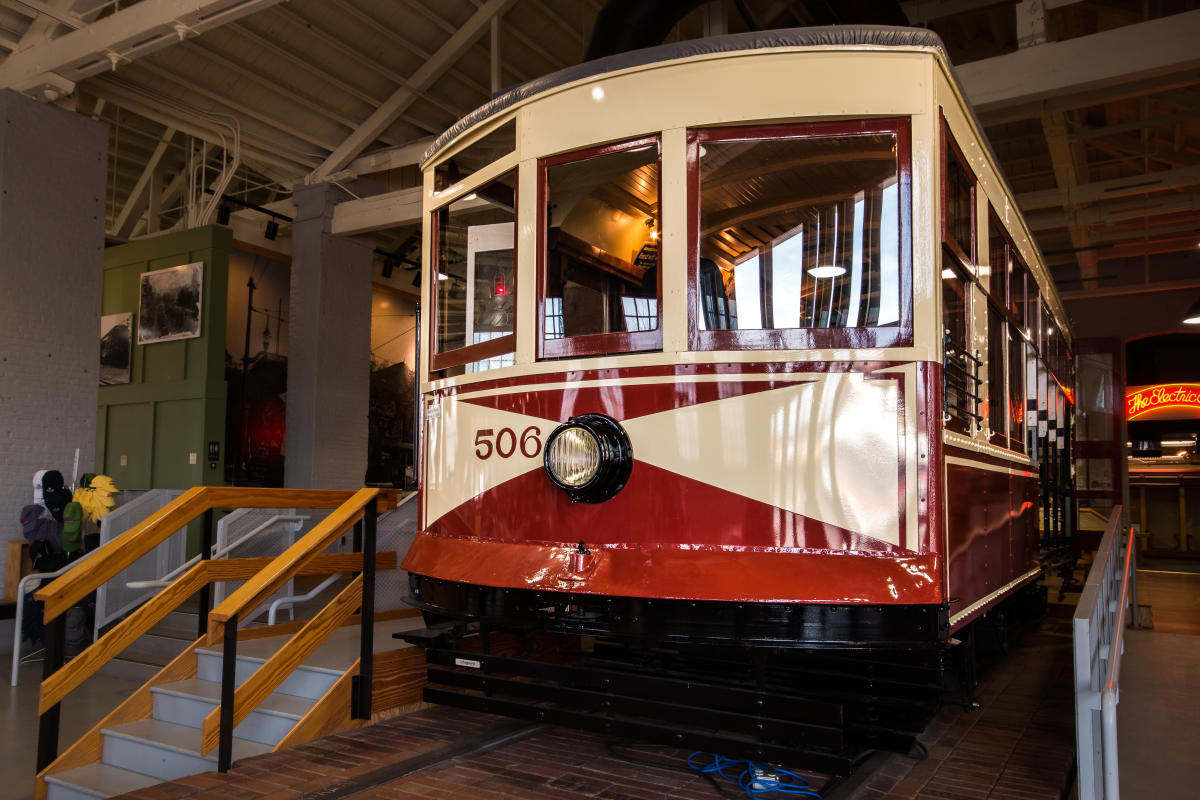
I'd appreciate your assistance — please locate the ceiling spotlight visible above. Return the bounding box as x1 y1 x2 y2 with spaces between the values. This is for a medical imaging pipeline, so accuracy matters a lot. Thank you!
1184 296 1200 325
808 264 846 279
264 219 279 240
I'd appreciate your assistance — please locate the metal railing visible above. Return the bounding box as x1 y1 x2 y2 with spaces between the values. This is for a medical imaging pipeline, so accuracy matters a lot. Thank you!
31 487 395 774
201 488 385 771
94 489 186 634
1073 506 1139 799
9 552 100 686
944 331 982 428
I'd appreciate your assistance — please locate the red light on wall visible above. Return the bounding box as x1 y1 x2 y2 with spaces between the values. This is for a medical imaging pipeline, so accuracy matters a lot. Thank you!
493 274 507 296
1126 383 1200 421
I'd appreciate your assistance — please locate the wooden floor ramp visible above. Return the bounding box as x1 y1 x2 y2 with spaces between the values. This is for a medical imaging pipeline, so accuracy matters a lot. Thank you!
30 487 427 800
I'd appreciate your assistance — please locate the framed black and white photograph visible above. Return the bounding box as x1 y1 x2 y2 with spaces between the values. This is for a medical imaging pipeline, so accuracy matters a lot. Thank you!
99 312 133 385
138 262 203 344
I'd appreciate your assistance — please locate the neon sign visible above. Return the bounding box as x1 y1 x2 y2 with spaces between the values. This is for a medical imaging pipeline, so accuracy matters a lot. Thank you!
1126 383 1200 421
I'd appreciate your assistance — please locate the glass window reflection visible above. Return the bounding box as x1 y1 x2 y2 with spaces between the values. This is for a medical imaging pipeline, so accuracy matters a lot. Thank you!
542 141 660 355
696 131 902 335
433 171 515 370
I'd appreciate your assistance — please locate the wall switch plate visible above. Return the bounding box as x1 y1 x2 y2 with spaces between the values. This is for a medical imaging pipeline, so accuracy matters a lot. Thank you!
120 455 127 466
189 452 197 465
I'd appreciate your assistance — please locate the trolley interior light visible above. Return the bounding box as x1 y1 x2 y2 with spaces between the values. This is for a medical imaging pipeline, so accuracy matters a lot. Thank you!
543 414 633 503
807 264 847 278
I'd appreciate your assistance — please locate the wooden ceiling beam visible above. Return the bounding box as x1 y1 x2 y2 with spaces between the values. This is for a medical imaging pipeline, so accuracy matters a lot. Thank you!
310 0 517 184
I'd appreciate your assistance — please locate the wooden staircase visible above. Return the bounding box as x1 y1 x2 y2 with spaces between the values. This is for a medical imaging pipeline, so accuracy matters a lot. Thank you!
31 488 424 800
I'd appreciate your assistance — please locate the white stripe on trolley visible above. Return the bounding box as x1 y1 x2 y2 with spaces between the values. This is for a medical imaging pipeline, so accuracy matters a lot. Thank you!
454 372 830 401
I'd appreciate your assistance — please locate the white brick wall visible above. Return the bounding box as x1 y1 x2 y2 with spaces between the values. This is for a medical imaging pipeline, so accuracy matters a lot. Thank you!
0 91 107 600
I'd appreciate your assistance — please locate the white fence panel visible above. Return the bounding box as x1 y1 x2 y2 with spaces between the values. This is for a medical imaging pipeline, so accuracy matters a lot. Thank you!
94 489 186 635
1073 508 1137 799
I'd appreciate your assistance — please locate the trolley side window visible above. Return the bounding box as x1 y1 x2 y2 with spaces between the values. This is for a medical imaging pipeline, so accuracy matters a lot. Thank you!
986 302 1006 445
430 169 517 374
942 257 978 433
1007 325 1027 454
539 138 661 358
689 118 911 351
943 123 975 264
1020 259 1038 344
987 210 1012 313
433 121 516 187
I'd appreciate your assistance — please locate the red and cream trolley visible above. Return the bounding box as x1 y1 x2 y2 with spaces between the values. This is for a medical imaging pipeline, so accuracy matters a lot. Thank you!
402 28 1074 661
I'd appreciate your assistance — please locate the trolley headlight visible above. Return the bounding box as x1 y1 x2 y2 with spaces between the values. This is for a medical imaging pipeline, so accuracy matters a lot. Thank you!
543 414 633 503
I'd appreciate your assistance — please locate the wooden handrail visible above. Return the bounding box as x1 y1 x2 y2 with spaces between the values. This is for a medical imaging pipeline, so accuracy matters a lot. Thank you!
206 487 380 641
38 552 395 714
34 487 396 622
200 575 365 755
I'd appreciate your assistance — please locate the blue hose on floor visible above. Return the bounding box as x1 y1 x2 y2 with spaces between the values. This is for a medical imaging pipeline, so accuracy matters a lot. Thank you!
687 752 823 799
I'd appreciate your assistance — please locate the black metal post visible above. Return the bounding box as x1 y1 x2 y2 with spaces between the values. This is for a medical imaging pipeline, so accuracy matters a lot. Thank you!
353 502 377 720
239 276 256 485
36 614 67 771
198 508 214 639
218 617 238 772
352 519 363 555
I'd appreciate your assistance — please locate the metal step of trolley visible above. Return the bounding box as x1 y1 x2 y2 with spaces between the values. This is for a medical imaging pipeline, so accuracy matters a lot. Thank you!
407 638 943 776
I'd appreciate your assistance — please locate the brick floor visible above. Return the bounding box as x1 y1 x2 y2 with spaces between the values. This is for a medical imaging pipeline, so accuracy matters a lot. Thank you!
113 612 1075 800
830 608 1076 800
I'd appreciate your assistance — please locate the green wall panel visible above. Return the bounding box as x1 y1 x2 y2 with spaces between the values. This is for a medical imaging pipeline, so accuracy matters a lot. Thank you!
97 226 231 491
103 403 152 488
152 399 205 487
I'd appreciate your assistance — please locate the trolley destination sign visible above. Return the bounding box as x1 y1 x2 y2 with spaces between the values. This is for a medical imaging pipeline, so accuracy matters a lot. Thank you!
1126 383 1200 420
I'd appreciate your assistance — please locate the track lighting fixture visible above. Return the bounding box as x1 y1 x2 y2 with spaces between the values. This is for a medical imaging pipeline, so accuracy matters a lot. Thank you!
264 219 279 240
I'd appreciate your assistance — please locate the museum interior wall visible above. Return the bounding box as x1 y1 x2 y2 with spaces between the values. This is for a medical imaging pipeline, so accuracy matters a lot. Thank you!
97 225 231 492
0 90 107 599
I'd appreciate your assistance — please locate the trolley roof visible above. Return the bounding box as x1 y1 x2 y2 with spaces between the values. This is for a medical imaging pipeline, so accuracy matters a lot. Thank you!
421 25 948 167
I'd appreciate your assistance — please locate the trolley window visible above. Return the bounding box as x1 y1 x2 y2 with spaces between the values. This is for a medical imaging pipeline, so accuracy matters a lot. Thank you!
434 121 516 187
1007 325 1027 454
689 118 911 351
942 122 975 264
942 255 978 434
986 303 1006 445
430 169 516 373
1020 259 1037 342
538 137 661 358
986 209 1015 315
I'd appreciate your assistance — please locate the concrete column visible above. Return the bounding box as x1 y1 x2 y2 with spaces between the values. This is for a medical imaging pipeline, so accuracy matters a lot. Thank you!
284 181 379 489
0 90 106 598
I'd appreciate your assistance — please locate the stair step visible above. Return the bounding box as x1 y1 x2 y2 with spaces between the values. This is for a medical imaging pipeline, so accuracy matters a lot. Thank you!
147 623 200 641
152 679 314 745
96 654 161 684
195 647 341 701
102 718 271 782
44 762 162 800
130 632 194 660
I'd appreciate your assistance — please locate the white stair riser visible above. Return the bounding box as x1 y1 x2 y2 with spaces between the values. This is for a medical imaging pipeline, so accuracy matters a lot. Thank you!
46 782 102 800
96 659 158 684
151 692 295 746
135 633 193 660
102 735 214 782
196 653 337 700
43 764 162 800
